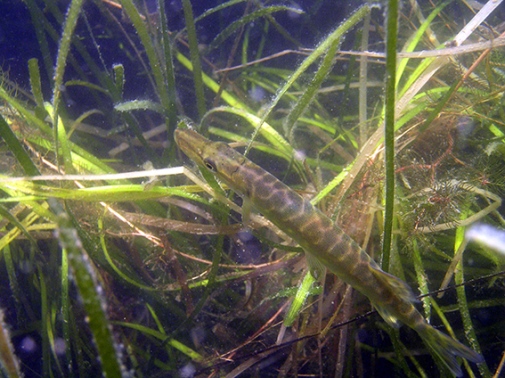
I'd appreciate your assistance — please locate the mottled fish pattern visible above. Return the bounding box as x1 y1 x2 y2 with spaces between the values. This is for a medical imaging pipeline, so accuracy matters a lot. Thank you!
175 128 483 376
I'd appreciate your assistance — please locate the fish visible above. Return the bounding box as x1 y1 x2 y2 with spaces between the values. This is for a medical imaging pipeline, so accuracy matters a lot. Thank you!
174 128 483 376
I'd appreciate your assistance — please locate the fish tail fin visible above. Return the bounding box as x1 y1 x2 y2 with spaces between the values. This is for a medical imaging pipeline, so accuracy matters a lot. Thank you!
417 324 483 377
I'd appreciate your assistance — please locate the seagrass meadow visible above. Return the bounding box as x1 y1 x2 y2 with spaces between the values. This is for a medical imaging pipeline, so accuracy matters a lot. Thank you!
0 0 505 377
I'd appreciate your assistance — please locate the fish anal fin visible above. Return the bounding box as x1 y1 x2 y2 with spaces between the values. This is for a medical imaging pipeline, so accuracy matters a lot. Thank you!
374 304 401 328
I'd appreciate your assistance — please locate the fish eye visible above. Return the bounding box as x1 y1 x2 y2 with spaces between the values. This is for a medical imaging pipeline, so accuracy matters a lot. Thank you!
203 158 216 171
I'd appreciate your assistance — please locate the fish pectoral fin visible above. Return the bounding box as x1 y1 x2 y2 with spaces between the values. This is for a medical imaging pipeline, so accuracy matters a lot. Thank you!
368 266 418 328
305 252 326 280
369 265 418 303
241 198 253 228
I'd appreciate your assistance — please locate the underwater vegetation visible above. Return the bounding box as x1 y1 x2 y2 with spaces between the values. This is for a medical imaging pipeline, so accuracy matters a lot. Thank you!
0 0 505 376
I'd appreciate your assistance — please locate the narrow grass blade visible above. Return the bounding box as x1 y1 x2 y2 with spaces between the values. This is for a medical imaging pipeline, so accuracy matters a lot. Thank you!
0 113 40 176
382 0 399 272
51 0 84 169
246 4 371 152
0 308 22 378
181 0 206 119
49 199 125 377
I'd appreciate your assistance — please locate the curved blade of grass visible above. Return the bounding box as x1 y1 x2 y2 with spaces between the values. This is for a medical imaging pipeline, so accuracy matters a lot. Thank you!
209 126 294 162
202 106 307 179
396 1 449 86
114 321 203 362
284 23 340 141
49 199 125 377
176 53 250 111
208 6 303 52
0 113 40 176
0 87 115 177
202 106 292 157
191 0 247 25
0 204 38 247
0 207 42 251
0 86 53 134
64 80 113 96
245 4 371 154
98 218 157 291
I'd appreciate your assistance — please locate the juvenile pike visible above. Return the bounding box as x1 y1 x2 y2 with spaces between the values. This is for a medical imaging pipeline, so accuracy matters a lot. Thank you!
175 128 482 376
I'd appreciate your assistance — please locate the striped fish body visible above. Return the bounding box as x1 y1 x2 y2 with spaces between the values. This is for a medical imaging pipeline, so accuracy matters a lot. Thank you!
175 129 482 376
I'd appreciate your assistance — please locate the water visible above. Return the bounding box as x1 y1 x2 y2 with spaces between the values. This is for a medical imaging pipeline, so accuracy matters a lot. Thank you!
0 1 504 376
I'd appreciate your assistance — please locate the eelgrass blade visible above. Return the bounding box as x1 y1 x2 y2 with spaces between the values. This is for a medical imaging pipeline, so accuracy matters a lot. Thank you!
411 239 431 320
454 221 490 377
396 1 449 89
113 321 203 362
245 4 371 154
45 103 74 174
28 58 45 110
51 0 84 172
181 0 206 119
119 0 171 115
191 0 247 25
39 270 55 376
385 327 421 378
382 0 398 272
60 247 73 375
208 6 303 52
157 0 178 134
24 0 54 86
49 199 125 377
0 205 38 247
284 24 340 142
176 53 250 111
0 308 22 378
0 86 119 178
98 218 156 291
39 0 119 96
0 113 40 176
283 272 316 327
